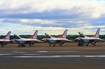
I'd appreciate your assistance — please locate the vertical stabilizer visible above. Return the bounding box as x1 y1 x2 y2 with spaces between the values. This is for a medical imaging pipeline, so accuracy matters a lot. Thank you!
30 30 38 39
59 29 67 38
92 28 100 38
2 31 11 40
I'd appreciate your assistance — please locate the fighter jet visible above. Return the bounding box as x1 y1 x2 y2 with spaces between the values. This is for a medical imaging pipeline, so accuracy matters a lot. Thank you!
41 29 71 47
12 30 41 47
0 31 11 47
75 28 103 46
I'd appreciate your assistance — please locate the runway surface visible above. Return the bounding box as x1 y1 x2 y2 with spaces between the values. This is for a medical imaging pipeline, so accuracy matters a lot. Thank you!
0 42 105 69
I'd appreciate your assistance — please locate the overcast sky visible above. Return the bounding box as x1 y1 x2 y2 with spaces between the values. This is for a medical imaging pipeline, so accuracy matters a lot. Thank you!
0 0 105 35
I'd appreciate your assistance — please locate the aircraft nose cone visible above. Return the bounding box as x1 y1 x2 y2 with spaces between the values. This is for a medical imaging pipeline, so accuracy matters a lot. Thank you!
74 38 79 42
41 39 45 42
9 40 13 43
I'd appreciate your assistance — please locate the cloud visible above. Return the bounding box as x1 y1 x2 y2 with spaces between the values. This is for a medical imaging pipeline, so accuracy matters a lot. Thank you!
20 19 56 24
0 0 105 35
0 0 105 18
0 24 105 35
12 26 67 35
0 18 105 29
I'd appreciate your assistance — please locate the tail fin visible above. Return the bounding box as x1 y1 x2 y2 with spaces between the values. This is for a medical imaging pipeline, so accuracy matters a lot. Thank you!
2 31 11 40
92 28 100 38
30 30 38 39
59 29 67 38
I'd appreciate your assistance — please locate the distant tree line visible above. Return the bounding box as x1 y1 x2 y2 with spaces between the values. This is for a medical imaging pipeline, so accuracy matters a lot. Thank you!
0 35 105 39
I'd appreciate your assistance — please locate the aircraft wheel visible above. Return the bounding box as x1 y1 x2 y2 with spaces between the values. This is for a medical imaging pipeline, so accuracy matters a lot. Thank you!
22 44 26 47
93 43 96 46
29 44 32 47
2 44 4 47
79 39 84 46
78 42 81 46
49 43 52 47
86 43 89 46
59 44 62 47
91 42 96 46
81 40 86 46
53 45 55 47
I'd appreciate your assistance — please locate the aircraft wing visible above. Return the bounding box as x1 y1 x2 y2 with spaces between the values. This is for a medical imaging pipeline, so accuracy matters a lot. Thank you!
82 37 105 42
101 39 105 42
53 38 71 43
24 39 42 43
0 40 10 42
13 38 41 43
96 38 105 42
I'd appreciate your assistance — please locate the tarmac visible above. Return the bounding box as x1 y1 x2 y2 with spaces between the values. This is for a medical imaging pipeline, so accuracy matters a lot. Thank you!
0 42 105 69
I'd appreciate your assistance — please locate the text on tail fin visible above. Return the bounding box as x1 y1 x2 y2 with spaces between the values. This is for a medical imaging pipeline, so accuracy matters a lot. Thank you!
92 28 100 38
2 31 11 40
30 30 38 39
59 29 67 38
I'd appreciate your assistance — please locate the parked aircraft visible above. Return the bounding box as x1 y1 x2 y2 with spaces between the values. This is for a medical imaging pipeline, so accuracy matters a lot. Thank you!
0 31 11 47
12 30 41 47
75 28 104 46
41 29 71 47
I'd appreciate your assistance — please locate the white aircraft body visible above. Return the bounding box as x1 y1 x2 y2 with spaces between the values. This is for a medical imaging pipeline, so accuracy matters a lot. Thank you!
12 30 41 47
0 31 11 47
41 29 71 47
75 28 103 46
